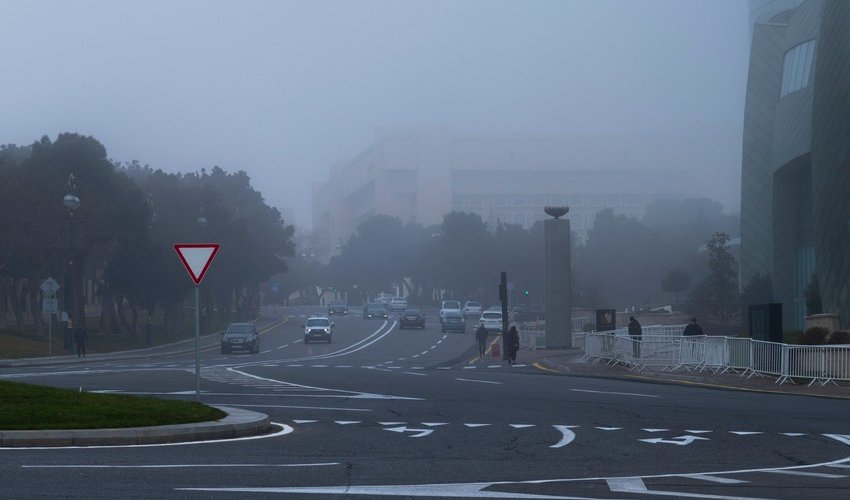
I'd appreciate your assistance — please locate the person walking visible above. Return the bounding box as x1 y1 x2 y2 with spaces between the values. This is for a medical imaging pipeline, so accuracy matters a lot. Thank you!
683 317 704 336
475 323 488 358
74 324 87 357
506 326 520 365
628 316 642 358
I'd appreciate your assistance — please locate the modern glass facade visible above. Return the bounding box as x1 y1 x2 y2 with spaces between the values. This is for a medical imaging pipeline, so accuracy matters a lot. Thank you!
779 39 816 97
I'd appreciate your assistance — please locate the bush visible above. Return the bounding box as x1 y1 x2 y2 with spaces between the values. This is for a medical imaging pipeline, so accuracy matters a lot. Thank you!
829 330 850 345
801 326 830 345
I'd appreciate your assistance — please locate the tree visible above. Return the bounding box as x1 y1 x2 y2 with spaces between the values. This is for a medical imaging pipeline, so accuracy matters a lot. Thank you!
700 232 739 327
805 273 823 316
661 268 691 306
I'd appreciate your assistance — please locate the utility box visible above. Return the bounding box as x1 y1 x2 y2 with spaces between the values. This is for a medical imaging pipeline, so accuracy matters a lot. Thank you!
748 303 783 343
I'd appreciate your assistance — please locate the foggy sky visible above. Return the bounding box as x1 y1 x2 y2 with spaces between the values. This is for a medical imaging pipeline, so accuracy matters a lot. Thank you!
0 0 749 227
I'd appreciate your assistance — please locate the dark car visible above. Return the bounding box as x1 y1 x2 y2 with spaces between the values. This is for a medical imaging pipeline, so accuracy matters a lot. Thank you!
399 309 425 329
303 316 334 344
221 322 260 354
363 302 389 319
328 300 348 315
441 310 466 333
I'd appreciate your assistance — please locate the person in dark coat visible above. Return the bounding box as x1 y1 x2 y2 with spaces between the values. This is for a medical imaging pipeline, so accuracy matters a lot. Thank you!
682 318 704 336
506 326 520 365
73 325 87 357
628 316 642 358
475 324 488 358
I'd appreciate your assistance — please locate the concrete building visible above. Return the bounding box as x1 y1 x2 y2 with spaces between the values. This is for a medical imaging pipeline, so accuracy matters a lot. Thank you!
313 129 698 262
740 0 850 329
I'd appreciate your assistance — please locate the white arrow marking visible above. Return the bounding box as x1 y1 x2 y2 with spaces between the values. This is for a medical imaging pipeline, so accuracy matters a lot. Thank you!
550 425 578 448
730 431 763 435
510 424 536 429
826 434 850 446
642 428 670 433
384 426 433 438
292 420 318 424
334 421 360 425
640 435 710 446
464 423 491 428
596 427 622 431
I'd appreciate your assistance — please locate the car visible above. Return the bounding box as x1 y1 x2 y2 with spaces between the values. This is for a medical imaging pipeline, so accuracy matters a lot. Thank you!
441 310 466 333
462 301 482 317
220 322 260 354
328 300 348 315
389 297 408 312
399 308 425 329
363 302 389 319
375 292 394 305
303 316 334 343
440 300 462 320
479 310 504 333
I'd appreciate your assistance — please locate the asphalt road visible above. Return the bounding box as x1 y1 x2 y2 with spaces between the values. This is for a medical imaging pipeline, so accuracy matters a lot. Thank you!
2 305 850 499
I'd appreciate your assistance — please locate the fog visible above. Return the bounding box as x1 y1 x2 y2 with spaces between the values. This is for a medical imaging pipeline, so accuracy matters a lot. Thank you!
0 0 748 226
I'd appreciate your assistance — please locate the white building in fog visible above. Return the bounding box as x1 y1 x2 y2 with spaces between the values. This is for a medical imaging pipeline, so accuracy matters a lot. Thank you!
312 129 698 260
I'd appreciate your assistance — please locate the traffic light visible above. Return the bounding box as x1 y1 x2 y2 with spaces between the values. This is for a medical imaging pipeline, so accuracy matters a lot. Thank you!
523 290 529 297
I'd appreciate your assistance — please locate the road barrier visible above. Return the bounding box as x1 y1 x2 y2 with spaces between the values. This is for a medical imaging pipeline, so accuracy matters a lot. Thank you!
581 331 850 386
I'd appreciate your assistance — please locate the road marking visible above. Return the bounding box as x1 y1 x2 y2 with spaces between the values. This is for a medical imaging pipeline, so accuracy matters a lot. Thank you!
510 424 535 429
512 364 527 368
551 425 578 448
403 371 427 376
781 433 806 437
683 474 748 484
311 364 328 368
261 350 272 354
24 462 339 469
292 420 319 423
383 426 433 438
411 366 424 370
287 364 303 367
276 344 288 350
607 477 647 492
762 470 846 478
730 431 763 435
596 427 622 431
570 389 659 398
464 423 490 428
642 428 669 433
378 422 406 426
437 367 451 370
455 378 502 385
227 367 422 400
422 423 448 427
462 366 476 369
421 351 429 355
641 435 710 446
334 421 361 425
532 362 562 373
686 430 713 434
487 365 502 368
336 365 352 368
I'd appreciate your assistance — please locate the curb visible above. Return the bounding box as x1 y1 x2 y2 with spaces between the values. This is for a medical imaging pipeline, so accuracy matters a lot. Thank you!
0 405 270 448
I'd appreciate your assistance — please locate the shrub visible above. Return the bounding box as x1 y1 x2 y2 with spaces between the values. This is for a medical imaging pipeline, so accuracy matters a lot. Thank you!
829 330 850 345
801 326 830 345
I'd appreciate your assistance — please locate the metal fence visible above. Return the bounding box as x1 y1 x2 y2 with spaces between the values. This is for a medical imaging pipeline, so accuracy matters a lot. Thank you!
582 332 850 386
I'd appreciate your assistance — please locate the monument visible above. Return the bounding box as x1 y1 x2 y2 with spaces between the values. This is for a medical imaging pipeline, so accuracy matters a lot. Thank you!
544 206 572 348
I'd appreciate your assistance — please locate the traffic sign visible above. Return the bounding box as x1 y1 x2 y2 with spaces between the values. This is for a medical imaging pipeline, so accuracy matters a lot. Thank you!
174 243 220 285
42 298 58 314
40 277 60 295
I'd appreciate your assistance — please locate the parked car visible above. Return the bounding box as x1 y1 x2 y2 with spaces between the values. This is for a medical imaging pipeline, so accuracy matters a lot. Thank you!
363 302 389 319
462 301 482 317
303 316 334 344
389 297 408 312
440 300 462 320
221 322 260 354
399 308 425 329
441 310 466 333
328 300 348 315
479 310 504 333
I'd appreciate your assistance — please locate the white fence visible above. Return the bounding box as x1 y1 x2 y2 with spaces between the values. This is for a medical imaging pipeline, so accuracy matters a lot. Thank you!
583 332 850 386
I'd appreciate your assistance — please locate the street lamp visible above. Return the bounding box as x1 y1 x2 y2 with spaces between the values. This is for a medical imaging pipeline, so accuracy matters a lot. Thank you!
63 175 80 348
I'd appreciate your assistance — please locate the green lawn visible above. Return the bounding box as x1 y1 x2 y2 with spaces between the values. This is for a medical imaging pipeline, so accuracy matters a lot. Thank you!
0 380 225 430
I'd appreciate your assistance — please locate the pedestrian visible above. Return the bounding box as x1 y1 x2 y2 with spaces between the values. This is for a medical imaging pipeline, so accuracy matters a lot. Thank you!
506 326 520 365
628 316 642 358
74 324 87 357
475 323 488 358
682 317 704 336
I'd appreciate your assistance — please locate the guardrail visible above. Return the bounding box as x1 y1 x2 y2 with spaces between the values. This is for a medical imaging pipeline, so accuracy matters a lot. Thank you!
582 332 850 386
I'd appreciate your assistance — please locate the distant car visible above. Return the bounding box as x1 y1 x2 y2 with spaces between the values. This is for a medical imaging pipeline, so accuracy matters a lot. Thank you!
479 310 504 333
221 323 260 354
462 301 482 317
399 309 425 329
363 302 389 319
328 300 348 315
440 300 462 320
441 310 466 333
303 316 334 344
375 292 394 305
389 297 408 312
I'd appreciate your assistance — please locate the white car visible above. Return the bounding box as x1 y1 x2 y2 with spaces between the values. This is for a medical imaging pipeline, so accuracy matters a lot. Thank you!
389 297 408 312
462 301 482 317
479 310 503 333
303 316 334 344
440 300 462 319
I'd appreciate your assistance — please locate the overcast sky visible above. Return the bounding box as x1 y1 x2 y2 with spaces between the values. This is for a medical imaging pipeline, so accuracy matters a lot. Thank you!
0 0 749 226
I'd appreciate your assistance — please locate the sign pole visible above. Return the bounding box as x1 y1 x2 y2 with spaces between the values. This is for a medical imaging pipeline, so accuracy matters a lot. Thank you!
48 309 52 357
195 285 201 402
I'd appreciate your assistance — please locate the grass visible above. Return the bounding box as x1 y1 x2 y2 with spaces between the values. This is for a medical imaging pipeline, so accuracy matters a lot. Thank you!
0 380 225 430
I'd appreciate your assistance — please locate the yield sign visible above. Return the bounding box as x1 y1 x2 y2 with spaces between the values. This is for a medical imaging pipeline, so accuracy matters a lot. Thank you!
174 243 220 285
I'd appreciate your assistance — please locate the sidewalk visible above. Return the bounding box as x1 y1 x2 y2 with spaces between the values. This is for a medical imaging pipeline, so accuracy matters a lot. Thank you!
535 348 850 400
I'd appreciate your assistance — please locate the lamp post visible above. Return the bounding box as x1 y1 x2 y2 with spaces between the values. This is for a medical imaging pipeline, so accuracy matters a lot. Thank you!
63 175 80 347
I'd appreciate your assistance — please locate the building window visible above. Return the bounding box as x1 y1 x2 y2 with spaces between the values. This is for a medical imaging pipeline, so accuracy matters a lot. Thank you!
780 39 816 98
453 194 465 206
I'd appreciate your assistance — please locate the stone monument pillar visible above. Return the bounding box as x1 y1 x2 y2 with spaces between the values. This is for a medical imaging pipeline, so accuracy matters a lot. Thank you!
544 207 572 348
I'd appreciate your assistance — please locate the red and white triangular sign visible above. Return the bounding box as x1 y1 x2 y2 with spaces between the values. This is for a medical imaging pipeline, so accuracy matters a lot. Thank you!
174 243 220 285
